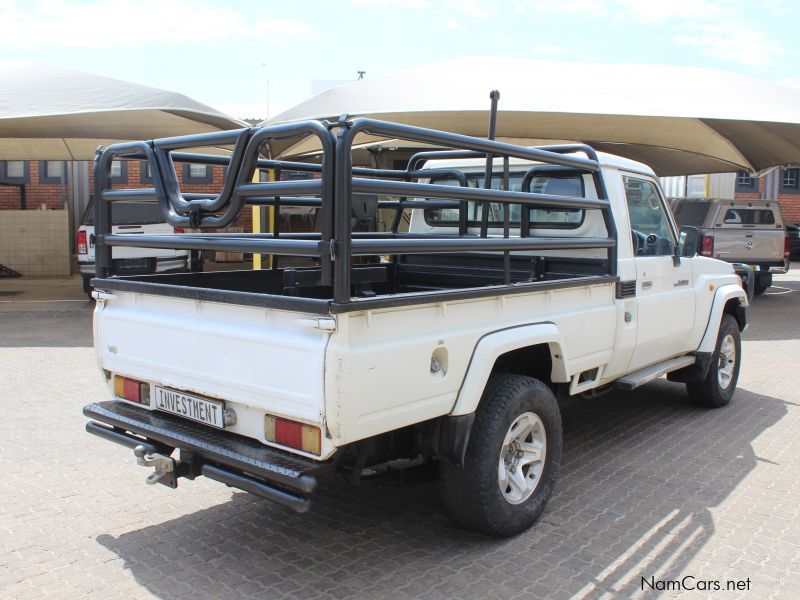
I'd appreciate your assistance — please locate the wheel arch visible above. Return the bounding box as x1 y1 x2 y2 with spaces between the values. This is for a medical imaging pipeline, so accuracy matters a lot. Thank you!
437 324 567 468
450 322 568 418
697 284 748 354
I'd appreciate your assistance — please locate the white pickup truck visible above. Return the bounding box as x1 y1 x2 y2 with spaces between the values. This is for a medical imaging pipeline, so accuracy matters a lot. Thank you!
77 197 191 298
83 119 747 537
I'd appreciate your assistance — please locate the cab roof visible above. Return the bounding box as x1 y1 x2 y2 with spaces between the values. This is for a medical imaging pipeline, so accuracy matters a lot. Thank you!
421 149 656 178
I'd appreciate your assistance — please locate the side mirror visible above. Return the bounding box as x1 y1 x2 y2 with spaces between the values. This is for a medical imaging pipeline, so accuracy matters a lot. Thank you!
677 226 701 258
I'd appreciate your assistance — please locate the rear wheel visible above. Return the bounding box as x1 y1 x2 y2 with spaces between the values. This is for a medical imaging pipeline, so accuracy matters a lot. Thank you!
441 374 562 537
687 314 741 408
754 273 772 295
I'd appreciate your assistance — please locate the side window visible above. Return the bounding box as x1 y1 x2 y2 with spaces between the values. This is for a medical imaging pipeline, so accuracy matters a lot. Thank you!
723 209 742 224
623 176 676 256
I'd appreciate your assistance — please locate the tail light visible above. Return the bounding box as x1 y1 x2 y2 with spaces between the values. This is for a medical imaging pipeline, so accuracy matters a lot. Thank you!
700 235 714 257
114 375 150 405
785 236 790 259
264 415 321 455
77 230 88 254
173 227 185 234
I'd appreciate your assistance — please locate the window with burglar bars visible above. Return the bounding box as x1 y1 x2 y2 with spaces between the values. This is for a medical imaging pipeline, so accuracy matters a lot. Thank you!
782 167 800 193
735 171 757 193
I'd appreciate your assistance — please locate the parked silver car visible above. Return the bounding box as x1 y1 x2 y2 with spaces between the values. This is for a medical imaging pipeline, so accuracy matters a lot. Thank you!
669 197 789 295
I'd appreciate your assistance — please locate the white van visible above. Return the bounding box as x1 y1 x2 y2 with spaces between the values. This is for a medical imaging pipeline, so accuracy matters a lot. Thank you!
77 198 190 297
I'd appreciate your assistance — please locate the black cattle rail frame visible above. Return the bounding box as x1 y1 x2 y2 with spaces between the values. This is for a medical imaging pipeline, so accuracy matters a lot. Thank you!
93 114 618 312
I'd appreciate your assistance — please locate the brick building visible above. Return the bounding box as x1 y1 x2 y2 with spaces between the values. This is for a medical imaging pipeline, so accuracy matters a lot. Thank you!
0 160 69 210
733 167 800 223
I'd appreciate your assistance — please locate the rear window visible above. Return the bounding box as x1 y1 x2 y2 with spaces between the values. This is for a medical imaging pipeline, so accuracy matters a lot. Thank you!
721 208 776 225
670 200 713 227
82 199 166 226
423 172 585 230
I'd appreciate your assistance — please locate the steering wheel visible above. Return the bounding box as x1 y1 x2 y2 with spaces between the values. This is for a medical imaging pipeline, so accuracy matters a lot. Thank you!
631 229 646 255
631 230 659 255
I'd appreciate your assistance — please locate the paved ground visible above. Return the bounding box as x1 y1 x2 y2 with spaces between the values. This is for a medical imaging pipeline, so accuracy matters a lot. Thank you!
1 272 799 599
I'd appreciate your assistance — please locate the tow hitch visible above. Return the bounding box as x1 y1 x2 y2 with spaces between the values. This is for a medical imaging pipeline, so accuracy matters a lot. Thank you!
134 444 177 486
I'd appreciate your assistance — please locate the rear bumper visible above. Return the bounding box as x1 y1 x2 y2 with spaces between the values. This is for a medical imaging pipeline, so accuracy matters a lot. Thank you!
769 260 790 274
83 401 331 512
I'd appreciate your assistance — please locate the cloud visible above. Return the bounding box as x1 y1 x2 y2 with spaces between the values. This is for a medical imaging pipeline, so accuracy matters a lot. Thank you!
517 0 788 67
349 0 430 7
675 23 786 67
614 0 733 22
443 0 490 19
0 0 313 48
514 0 608 17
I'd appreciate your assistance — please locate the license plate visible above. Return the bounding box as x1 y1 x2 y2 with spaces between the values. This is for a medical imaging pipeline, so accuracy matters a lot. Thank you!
153 386 225 429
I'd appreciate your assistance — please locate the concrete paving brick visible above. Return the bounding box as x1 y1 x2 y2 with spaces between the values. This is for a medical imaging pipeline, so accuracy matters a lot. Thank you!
2 271 800 598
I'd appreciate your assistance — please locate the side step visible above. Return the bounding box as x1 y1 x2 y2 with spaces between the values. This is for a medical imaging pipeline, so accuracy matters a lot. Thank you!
615 356 695 391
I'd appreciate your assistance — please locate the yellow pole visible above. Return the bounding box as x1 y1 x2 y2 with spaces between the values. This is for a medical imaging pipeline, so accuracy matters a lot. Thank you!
252 202 262 270
251 169 275 269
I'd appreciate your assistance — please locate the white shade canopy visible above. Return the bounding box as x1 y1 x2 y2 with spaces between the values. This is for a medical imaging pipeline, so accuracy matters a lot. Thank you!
266 57 800 176
0 60 246 159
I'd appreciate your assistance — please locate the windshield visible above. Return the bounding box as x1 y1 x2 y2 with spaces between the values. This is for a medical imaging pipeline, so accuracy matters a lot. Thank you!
82 198 166 226
423 172 585 229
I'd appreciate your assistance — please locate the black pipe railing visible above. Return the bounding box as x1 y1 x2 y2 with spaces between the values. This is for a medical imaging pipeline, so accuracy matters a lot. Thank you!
94 114 617 302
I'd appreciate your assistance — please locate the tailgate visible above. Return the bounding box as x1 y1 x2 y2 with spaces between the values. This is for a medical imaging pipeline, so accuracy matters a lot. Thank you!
85 224 188 261
713 229 784 263
94 290 330 426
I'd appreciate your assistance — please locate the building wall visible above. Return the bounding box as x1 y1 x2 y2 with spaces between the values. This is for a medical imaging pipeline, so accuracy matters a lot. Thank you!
733 168 800 223
0 210 71 276
0 161 68 210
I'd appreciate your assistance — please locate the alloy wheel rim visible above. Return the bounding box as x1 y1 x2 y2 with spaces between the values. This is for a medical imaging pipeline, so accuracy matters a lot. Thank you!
498 412 547 505
718 334 736 390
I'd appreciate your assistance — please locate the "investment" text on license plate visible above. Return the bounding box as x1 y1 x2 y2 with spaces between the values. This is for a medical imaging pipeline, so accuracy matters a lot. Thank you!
153 386 225 428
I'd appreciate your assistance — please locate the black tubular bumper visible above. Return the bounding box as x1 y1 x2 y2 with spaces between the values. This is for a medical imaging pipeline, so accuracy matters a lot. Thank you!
83 401 331 513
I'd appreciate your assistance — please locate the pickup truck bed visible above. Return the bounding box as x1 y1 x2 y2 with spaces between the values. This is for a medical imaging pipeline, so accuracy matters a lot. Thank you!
96 253 612 311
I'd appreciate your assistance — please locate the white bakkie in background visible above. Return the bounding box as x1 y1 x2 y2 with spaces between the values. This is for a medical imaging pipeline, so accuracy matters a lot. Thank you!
85 144 748 538
77 198 189 298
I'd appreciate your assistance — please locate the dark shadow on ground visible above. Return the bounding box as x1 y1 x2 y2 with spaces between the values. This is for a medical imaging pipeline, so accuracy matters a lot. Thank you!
96 381 786 600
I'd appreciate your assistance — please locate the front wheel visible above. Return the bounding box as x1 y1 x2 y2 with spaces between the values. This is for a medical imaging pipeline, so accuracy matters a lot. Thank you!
440 374 562 537
687 314 741 407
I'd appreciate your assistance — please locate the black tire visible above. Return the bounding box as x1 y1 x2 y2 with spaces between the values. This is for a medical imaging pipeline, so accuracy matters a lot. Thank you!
441 373 562 537
754 273 772 295
82 276 94 300
687 314 741 408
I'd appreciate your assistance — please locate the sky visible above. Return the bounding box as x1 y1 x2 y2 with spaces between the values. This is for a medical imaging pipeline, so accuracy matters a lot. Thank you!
0 0 797 120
